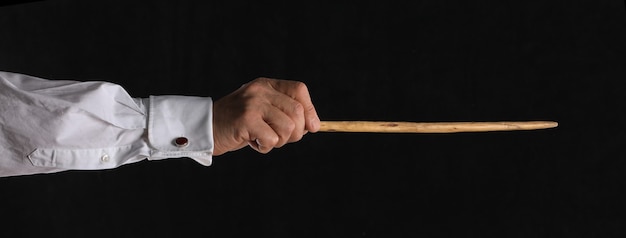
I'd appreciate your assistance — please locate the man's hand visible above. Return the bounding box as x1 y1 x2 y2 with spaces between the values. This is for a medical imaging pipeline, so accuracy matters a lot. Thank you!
212 78 320 156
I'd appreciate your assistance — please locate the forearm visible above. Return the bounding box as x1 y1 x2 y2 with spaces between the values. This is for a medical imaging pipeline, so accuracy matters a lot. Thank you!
0 71 214 177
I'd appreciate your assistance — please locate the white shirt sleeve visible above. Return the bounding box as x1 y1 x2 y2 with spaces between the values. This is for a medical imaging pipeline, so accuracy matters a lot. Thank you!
0 71 213 177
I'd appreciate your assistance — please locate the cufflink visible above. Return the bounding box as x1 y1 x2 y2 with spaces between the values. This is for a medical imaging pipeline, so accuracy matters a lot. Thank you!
174 137 189 148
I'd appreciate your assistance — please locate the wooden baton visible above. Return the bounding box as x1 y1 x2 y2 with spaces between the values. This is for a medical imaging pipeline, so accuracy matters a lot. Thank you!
318 121 558 133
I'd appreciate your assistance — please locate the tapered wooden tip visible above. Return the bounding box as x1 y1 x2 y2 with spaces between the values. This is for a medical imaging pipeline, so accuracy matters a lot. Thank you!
318 121 558 133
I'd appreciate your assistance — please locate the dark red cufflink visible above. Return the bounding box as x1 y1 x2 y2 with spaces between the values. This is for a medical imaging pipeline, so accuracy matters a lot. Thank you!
174 137 189 148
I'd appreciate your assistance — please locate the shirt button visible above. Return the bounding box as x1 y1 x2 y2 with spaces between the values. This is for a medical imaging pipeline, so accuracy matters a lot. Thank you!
174 137 189 148
101 154 110 162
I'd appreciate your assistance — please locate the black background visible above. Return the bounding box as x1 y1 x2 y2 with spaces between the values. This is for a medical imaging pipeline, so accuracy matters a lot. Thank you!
1 0 625 237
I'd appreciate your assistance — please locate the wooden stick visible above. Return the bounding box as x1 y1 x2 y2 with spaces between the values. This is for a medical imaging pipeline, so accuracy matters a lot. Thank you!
319 121 558 133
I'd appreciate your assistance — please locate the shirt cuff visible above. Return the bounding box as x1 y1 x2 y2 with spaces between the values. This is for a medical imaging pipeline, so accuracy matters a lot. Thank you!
146 95 213 166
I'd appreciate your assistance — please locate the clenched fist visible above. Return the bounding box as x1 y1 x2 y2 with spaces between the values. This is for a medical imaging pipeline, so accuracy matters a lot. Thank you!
212 78 320 155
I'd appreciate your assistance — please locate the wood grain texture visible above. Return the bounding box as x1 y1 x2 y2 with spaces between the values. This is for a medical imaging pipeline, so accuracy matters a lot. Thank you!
319 121 558 133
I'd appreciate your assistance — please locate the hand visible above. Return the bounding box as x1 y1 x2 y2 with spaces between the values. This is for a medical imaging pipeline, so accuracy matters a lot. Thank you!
212 77 320 156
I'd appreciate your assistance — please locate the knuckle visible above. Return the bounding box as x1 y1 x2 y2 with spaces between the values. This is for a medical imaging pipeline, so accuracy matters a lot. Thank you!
291 101 304 115
290 132 304 142
245 78 273 92
268 135 280 146
244 81 265 93
294 81 308 92
273 124 294 148
254 77 273 88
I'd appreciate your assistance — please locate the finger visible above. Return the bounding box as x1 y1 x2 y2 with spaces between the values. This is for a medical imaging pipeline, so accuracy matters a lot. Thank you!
263 106 297 148
268 79 321 132
267 92 306 142
246 121 279 154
